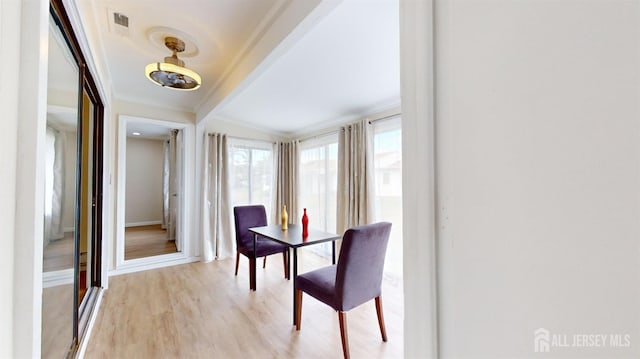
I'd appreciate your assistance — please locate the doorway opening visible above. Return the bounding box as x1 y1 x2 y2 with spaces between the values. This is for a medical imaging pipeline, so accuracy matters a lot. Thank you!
115 115 194 273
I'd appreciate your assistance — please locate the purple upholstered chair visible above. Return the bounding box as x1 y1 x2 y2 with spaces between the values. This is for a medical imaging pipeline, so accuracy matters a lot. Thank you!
294 222 392 359
233 205 289 290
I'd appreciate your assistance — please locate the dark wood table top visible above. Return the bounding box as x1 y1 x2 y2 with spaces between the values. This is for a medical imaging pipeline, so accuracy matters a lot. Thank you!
248 224 341 248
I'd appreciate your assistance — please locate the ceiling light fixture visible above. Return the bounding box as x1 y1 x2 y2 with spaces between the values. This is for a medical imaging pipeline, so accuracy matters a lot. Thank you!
132 132 141 136
145 36 201 91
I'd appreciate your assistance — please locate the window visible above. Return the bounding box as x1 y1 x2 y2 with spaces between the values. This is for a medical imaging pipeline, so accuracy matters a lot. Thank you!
373 118 403 281
299 134 339 255
228 138 274 217
383 172 391 185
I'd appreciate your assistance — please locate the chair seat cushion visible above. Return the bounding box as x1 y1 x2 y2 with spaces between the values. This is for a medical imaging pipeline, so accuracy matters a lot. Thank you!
295 265 337 310
239 237 288 258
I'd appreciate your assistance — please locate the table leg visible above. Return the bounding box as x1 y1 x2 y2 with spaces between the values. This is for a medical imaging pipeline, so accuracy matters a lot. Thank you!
292 247 298 325
251 233 257 291
287 249 291 280
332 241 336 265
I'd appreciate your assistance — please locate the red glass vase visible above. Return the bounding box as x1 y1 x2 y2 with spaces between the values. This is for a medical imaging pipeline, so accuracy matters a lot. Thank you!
302 208 309 238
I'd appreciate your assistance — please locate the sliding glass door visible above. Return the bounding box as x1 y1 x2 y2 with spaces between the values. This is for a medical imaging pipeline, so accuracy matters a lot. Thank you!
42 1 104 357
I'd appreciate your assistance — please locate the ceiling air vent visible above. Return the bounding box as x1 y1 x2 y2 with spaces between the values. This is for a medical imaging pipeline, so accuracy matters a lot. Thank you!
108 9 129 36
113 12 129 27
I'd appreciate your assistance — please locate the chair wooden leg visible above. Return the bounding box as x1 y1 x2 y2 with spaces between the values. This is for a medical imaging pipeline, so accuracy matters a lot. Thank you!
263 256 267 268
338 311 350 359
295 289 303 330
249 257 256 291
234 252 240 276
283 251 289 279
375 296 388 342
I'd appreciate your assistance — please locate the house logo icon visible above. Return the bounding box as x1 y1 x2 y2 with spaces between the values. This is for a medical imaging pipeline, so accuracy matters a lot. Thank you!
534 328 550 353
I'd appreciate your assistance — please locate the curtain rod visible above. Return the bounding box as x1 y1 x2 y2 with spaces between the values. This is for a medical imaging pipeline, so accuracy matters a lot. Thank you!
221 134 276 145
300 112 401 142
212 112 403 144
299 129 340 143
228 135 273 143
368 112 401 124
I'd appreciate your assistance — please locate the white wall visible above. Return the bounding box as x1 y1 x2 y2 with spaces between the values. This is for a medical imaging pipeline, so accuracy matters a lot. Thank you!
115 99 196 125
3 0 50 357
400 0 437 357
403 0 640 358
125 137 164 225
0 0 22 356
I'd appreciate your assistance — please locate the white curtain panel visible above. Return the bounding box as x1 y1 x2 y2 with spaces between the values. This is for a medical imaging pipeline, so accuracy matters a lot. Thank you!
336 119 375 234
164 129 178 241
273 140 300 224
162 139 169 230
51 129 66 240
202 133 233 261
44 126 66 246
174 129 184 251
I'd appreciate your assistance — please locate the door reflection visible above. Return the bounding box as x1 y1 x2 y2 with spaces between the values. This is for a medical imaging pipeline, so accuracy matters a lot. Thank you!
124 125 183 259
44 1 105 356
78 90 94 305
42 112 77 272
42 13 78 358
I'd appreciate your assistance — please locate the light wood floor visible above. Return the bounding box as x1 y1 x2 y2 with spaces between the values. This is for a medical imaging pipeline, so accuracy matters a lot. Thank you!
43 232 74 272
125 225 178 260
43 224 179 271
42 284 74 359
85 251 403 358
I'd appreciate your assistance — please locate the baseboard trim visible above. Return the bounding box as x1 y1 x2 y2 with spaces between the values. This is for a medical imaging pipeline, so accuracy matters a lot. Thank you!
125 220 162 228
110 256 200 276
43 268 74 288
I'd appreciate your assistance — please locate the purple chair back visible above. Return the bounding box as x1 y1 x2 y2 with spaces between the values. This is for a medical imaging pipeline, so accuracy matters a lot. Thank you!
334 222 392 311
233 205 268 250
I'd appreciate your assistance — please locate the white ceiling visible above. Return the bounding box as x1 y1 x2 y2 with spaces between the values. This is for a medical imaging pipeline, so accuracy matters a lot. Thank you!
81 0 399 136
86 0 282 111
216 0 400 135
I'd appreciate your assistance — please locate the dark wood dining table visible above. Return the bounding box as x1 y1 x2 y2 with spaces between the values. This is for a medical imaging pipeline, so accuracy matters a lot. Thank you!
248 224 341 324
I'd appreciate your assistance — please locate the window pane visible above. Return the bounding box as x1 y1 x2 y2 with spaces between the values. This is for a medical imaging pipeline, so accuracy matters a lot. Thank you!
373 122 403 281
300 147 324 229
300 136 338 256
229 141 273 218
300 142 338 234
325 143 338 233
230 147 250 204
250 148 273 216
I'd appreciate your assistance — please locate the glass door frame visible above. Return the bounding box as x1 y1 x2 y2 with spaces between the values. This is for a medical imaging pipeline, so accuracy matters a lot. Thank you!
49 0 104 353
